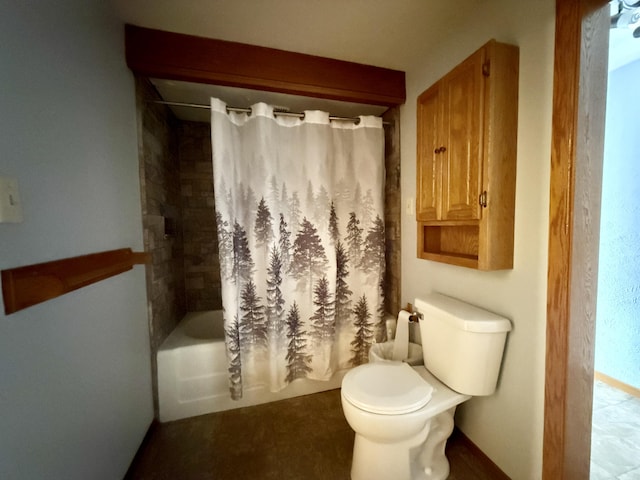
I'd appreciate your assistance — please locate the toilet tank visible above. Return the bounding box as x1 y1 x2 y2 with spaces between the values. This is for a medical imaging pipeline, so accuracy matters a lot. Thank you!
414 293 511 396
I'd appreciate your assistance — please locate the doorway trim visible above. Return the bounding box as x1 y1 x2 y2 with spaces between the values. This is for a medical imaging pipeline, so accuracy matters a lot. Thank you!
543 0 608 478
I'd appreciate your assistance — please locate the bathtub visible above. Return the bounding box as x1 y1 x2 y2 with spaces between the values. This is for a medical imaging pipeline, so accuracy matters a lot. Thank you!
157 310 347 422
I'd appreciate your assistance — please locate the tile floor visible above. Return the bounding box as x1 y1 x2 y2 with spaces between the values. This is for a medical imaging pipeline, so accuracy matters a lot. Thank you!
127 381 640 479
590 381 640 479
126 388 505 479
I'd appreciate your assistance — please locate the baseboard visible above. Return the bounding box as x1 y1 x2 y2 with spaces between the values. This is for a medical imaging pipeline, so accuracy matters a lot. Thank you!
449 427 511 480
595 371 640 398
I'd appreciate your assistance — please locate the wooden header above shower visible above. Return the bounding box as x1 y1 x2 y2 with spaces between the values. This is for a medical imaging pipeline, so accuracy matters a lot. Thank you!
124 24 406 107
1 248 150 315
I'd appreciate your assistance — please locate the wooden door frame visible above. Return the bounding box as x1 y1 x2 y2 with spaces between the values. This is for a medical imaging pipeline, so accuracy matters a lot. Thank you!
543 0 609 478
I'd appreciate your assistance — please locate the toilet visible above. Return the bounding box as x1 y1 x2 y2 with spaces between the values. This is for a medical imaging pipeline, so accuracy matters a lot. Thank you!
340 293 511 480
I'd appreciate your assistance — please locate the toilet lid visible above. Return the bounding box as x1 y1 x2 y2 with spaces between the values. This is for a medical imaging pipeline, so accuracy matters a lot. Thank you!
342 362 433 415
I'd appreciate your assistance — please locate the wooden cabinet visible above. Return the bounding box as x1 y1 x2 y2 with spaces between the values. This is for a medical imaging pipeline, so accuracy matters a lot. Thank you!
416 40 519 270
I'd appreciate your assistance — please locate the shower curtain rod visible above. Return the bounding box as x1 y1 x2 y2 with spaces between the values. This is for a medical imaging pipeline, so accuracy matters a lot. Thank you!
153 100 390 125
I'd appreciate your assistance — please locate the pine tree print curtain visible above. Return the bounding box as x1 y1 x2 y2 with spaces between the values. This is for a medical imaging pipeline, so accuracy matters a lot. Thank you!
211 99 385 400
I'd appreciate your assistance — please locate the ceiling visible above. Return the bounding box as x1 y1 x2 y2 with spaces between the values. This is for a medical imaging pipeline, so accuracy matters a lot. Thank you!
114 0 480 122
113 0 480 72
114 0 640 122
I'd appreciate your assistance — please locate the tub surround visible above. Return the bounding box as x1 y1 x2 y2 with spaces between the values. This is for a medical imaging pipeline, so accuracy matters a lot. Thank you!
383 106 402 315
136 76 403 419
137 79 226 418
136 77 187 417
178 122 222 312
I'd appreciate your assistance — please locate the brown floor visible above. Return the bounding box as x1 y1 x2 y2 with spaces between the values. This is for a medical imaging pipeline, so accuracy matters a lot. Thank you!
125 389 507 480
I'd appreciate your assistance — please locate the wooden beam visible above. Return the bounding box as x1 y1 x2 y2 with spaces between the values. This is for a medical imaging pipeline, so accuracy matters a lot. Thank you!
1 248 150 315
125 24 406 107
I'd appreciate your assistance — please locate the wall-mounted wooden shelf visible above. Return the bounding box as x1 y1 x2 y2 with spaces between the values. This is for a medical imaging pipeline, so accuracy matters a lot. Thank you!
1 248 149 315
417 222 480 269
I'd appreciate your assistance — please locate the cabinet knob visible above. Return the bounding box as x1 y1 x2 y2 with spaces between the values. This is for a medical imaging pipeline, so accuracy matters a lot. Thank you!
440 146 446 153
434 146 447 154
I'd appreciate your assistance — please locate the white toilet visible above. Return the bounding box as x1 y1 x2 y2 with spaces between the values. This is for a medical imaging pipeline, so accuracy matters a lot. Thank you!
340 293 511 480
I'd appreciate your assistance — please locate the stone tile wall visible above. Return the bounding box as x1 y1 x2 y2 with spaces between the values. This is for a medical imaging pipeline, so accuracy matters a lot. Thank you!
136 77 186 418
178 122 222 312
383 107 402 318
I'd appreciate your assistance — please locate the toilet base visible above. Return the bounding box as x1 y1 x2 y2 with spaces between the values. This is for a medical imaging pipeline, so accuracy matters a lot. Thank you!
350 406 456 480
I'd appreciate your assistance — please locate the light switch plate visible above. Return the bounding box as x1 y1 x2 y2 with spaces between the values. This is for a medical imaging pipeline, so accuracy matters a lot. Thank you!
0 176 24 223
405 197 415 215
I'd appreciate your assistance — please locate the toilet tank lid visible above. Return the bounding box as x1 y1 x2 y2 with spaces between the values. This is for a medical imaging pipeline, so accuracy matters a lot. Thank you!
414 293 512 333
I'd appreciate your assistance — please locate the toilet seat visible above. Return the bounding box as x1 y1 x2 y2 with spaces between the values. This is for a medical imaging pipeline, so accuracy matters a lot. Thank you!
342 362 433 415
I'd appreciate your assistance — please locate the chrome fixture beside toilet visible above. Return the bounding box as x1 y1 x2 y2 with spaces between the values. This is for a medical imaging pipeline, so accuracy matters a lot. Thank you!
340 293 512 480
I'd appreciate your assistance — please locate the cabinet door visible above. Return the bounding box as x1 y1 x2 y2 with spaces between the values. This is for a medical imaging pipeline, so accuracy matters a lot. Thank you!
416 83 441 222
440 49 485 221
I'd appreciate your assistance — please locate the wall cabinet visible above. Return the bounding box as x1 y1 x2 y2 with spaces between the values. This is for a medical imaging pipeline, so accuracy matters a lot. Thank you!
416 39 519 270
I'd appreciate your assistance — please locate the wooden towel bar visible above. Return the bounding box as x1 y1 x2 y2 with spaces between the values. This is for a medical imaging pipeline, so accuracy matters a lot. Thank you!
1 248 150 315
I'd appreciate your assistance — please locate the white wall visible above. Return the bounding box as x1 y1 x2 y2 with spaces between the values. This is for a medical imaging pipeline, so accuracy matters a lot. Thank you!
401 1 556 478
596 58 640 389
0 1 153 479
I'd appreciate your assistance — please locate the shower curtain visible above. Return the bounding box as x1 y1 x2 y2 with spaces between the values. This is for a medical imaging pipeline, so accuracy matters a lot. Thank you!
211 99 385 399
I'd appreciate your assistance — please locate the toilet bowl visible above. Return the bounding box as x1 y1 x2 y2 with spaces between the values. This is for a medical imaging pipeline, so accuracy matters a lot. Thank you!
341 363 469 480
341 293 512 480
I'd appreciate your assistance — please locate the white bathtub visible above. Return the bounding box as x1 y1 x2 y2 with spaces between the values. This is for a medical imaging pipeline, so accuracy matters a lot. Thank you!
157 310 347 422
